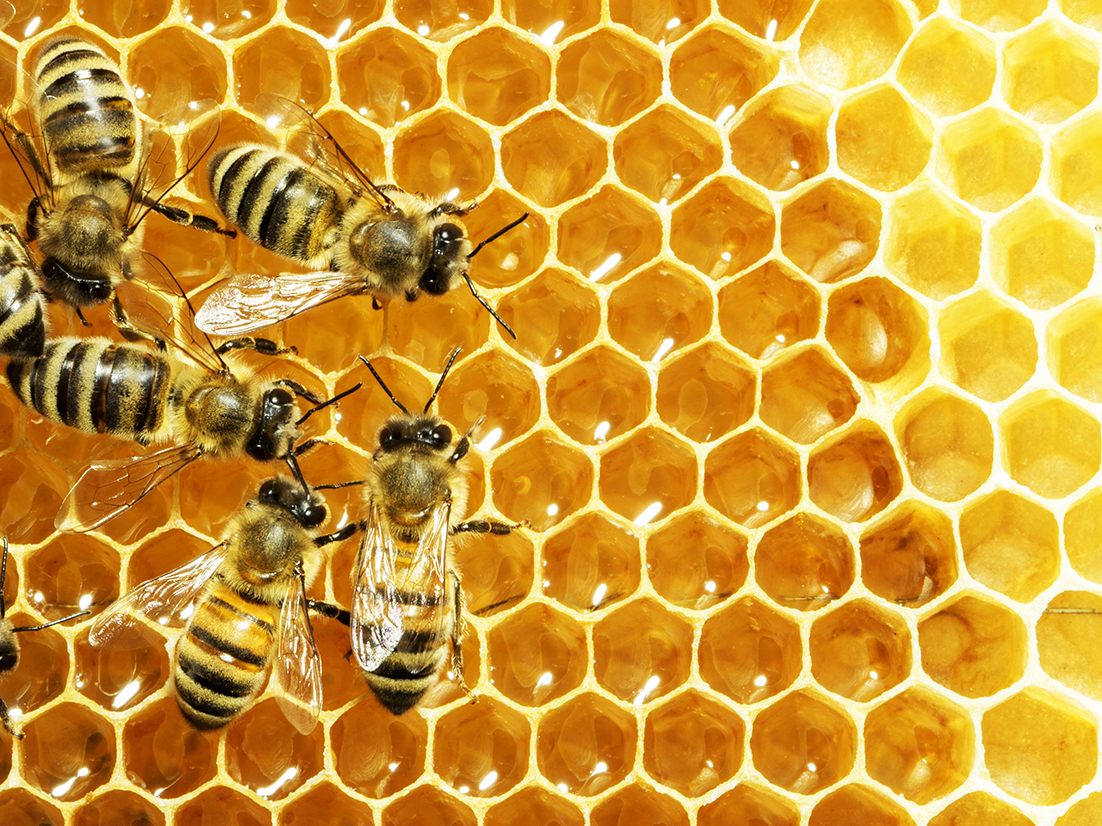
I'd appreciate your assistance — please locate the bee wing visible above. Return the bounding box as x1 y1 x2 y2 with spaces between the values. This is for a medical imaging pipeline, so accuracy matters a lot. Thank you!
55 443 204 533
88 545 228 649
0 52 56 213
195 270 367 336
350 500 451 673
273 572 322 735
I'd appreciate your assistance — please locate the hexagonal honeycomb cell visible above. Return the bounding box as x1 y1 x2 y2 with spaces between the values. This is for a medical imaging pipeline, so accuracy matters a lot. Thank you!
810 601 911 702
939 291 1037 402
895 388 993 502
780 179 881 284
1001 392 1101 500
750 690 857 794
760 347 858 444
592 599 692 705
717 261 821 361
859 502 959 606
729 85 832 191
897 18 996 116
446 27 550 126
646 510 748 611
936 108 1042 212
835 85 932 192
656 342 755 443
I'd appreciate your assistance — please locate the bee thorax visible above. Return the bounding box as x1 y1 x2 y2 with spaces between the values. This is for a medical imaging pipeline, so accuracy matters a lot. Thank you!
348 217 427 285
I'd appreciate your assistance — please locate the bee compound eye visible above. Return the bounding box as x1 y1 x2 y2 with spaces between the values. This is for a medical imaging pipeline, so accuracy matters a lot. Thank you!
432 425 452 447
269 388 294 408
379 427 399 451
258 480 280 502
302 504 327 527
0 652 16 672
90 281 112 300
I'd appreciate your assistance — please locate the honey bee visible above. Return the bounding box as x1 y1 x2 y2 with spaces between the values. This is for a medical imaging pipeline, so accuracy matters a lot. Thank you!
351 349 525 714
89 473 356 732
0 537 89 738
195 99 526 340
0 222 47 357
4 256 358 531
0 36 233 326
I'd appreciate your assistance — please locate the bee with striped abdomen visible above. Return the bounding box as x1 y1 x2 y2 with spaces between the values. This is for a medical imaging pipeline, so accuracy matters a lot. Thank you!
0 36 233 326
0 537 89 738
89 473 356 731
351 349 525 714
0 223 47 357
195 98 525 339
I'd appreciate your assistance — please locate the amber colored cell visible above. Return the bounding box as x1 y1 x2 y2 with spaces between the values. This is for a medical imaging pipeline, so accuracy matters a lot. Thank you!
751 691 857 794
537 692 636 795
393 110 493 200
498 269 599 367
558 186 662 284
434 349 539 450
453 528 533 617
608 262 712 362
657 343 755 443
918 595 1027 698
182 0 274 39
993 199 1094 310
826 277 931 391
809 424 904 523
334 356 434 450
463 189 549 289
546 348 648 445
24 535 117 620
129 27 226 121
176 788 270 826
930 793 1034 826
798 0 911 89
447 28 549 125
485 787 583 826
699 598 801 704
1 614 68 721
233 26 330 111
670 26 779 120
492 431 593 531
897 18 995 117
647 510 748 611
280 294 385 377
223 699 323 800
73 627 169 713
761 347 858 445
332 700 427 798
277 783 373 826
336 28 439 128
591 784 690 826
939 292 1037 402
860 502 959 606
122 697 217 798
1048 298 1102 403
0 451 68 544
177 459 268 539
704 429 800 528
73 789 166 826
1038 591 1102 701
286 0 381 40
593 599 692 704
885 186 981 301
644 691 743 796
614 106 722 204
20 702 114 801
864 689 974 804
609 0 706 43
542 512 640 611
781 179 881 284
808 785 917 826
386 288 491 369
78 0 167 38
937 108 1042 212
599 428 697 526
983 689 1097 805
729 86 831 191
721 0 812 36
382 788 475 826
1066 489 1102 583
1005 22 1098 123
756 515 855 610
810 601 911 702
127 529 215 593
1060 792 1102 826
671 178 775 280
951 0 1046 31
717 261 821 360
0 790 62 826
1002 392 1101 499
896 389 993 502
487 603 586 706
433 698 529 797
556 30 662 127
698 785 799 826
836 85 932 192
501 0 597 42
393 0 490 40
501 111 606 207
1052 112 1102 217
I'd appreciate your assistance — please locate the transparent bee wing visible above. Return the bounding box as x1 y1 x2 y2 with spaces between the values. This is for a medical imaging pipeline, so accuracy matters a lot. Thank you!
56 443 204 533
273 570 322 735
0 50 56 213
350 500 451 673
194 270 367 336
88 545 228 650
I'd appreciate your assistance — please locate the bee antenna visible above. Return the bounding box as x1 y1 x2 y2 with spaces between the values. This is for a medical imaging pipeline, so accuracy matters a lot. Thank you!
295 382 362 427
285 451 311 496
11 610 91 633
467 212 528 261
425 348 462 414
358 355 410 415
461 272 516 340
0 537 7 622
314 480 365 490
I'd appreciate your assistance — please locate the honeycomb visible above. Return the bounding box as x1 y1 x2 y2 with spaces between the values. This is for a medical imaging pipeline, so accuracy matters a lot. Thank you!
4 0 1102 823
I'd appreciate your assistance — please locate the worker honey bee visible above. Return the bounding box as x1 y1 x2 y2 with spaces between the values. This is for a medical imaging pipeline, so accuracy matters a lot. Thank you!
195 98 526 340
0 537 89 738
0 36 233 327
4 257 357 531
89 472 356 732
0 222 47 357
351 349 525 714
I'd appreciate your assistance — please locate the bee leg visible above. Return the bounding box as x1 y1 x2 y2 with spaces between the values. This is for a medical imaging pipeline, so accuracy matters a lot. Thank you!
272 378 323 405
450 574 472 698
306 600 350 627
146 202 236 238
289 437 331 457
214 337 296 357
428 200 478 219
74 307 93 328
314 522 360 547
111 294 165 347
451 518 528 536
0 697 22 740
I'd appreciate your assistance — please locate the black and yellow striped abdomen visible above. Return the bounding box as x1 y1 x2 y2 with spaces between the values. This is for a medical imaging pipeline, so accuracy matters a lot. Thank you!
5 337 173 441
208 144 342 264
35 37 136 174
0 260 46 358
175 576 278 730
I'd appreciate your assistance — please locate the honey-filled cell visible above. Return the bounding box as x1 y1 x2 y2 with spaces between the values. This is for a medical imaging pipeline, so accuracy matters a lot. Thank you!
560 183 664 282
895 388 993 502
393 0 490 40
486 603 587 706
808 785 916 826
643 691 744 797
760 347 859 445
656 342 756 444
331 700 427 799
646 510 749 611
0 789 63 826
807 423 904 523
491 431 594 531
859 502 959 606
717 261 821 361
698 784 800 826
592 599 693 705
756 514 855 610
335 27 440 128
20 702 115 802
2 613 70 723
590 784 690 826
698 598 801 704
392 110 494 202
542 512 640 612
232 24 330 111
446 27 550 126
498 269 601 367
546 346 650 446
810 601 911 702
175 787 271 826
224 698 324 801
613 105 722 204
728 85 831 192
608 262 713 362
536 692 636 796
780 179 881 285
670 25 779 121
433 698 530 797
500 111 606 207
72 789 167 826
556 29 662 127
704 428 801 529
122 697 217 798
598 427 697 527
671 178 775 280
929 792 1035 826
501 0 599 43
24 535 118 620
750 690 857 794
382 788 475 826
277 784 373 826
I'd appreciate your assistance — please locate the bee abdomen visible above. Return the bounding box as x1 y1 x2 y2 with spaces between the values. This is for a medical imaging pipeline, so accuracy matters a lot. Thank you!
175 588 276 729
208 145 341 263
4 337 170 439
0 263 46 357
364 625 447 715
35 38 136 172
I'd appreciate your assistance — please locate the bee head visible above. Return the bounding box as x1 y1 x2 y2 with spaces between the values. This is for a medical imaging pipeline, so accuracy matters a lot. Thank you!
258 476 327 528
39 257 113 307
418 222 469 297
378 417 453 454
0 622 18 673
247 387 300 461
